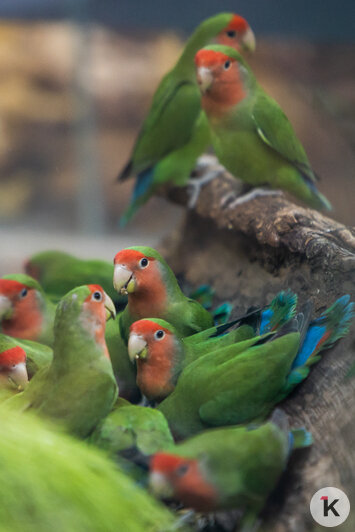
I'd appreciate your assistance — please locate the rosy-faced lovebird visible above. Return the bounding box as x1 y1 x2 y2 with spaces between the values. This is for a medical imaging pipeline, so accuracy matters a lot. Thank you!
0 343 28 392
6 284 118 438
117 14 256 224
151 296 353 438
149 410 312 530
128 291 298 402
0 403 182 532
194 45 332 211
110 246 213 401
0 333 52 384
25 249 125 308
0 274 55 345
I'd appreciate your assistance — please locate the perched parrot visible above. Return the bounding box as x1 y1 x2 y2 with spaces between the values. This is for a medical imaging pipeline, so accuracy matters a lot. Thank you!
6 285 118 438
0 404 182 532
0 343 28 393
0 274 56 345
90 397 174 458
109 246 214 401
149 410 312 530
128 291 297 402
117 13 256 224
25 249 126 309
194 45 332 211
0 333 52 382
128 295 353 438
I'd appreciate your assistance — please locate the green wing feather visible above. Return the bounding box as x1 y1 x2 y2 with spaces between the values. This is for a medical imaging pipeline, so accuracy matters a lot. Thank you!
252 92 316 183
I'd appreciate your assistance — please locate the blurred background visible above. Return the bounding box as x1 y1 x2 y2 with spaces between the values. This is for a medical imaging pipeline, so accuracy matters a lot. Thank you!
0 0 354 274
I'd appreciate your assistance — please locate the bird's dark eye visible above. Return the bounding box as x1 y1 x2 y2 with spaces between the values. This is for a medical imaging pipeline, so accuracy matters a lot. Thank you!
224 60 231 70
154 330 165 340
176 464 189 477
226 30 236 38
20 288 28 298
140 258 149 268
93 291 102 301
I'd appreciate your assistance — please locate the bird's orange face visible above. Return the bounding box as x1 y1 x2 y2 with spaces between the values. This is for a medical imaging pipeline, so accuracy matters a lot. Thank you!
113 250 167 318
81 284 116 358
149 452 217 512
0 279 44 340
216 14 255 53
0 345 28 390
195 49 246 116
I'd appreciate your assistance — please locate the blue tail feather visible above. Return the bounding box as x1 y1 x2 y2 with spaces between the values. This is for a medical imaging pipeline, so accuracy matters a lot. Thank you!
259 291 297 334
119 167 155 226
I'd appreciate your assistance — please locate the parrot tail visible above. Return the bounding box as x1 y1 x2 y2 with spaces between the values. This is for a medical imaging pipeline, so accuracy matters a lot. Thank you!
119 168 155 226
306 180 332 211
117 160 133 182
212 302 233 326
259 290 298 334
189 284 215 310
270 409 312 458
292 295 354 370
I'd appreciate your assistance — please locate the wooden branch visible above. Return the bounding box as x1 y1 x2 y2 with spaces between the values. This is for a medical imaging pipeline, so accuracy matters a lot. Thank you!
160 156 355 532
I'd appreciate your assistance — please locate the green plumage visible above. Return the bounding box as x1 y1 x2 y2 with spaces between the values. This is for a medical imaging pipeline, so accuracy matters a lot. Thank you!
6 286 118 438
91 398 174 457
25 250 125 307
0 404 182 532
200 45 331 211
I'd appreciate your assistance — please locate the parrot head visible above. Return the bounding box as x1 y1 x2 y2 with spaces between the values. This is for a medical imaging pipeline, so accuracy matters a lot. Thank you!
54 284 116 360
195 45 253 115
0 345 28 390
149 452 217 511
128 318 183 401
113 247 178 318
216 14 255 53
0 275 49 341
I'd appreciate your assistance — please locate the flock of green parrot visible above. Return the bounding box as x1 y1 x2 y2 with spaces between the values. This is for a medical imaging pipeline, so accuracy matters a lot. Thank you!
0 244 353 530
118 12 331 225
0 11 351 532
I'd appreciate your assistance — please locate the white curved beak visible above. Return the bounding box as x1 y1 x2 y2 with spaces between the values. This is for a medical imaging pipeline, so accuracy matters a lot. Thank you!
128 333 148 363
9 362 28 390
197 66 213 93
242 27 256 52
0 295 12 319
149 471 174 499
113 264 136 295
104 293 116 321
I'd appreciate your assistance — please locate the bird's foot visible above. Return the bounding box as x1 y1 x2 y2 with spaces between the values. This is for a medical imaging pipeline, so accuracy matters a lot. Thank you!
187 169 224 208
171 510 197 530
228 188 283 209
194 154 219 171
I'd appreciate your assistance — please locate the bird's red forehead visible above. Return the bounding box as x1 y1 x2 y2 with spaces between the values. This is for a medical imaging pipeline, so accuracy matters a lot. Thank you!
0 346 26 366
151 453 189 473
84 284 104 302
0 279 28 297
114 249 151 265
195 49 233 68
130 319 169 336
226 14 249 33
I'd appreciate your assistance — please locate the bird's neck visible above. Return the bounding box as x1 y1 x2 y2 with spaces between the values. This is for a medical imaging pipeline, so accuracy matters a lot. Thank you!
128 281 169 321
2 294 43 341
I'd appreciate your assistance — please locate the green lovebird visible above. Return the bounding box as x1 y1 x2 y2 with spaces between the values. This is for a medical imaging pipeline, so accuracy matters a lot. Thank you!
194 45 332 211
128 291 297 402
109 246 214 401
25 249 126 308
0 404 183 532
149 410 312 530
6 284 118 438
129 296 352 438
0 342 28 395
0 333 52 386
117 14 256 224
91 397 174 458
0 274 56 346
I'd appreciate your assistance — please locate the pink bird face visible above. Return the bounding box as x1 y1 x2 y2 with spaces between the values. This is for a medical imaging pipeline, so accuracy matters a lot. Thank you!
216 14 256 53
0 345 28 390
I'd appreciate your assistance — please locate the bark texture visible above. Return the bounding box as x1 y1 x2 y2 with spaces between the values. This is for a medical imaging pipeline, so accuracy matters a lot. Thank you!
161 157 355 532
